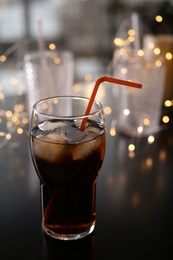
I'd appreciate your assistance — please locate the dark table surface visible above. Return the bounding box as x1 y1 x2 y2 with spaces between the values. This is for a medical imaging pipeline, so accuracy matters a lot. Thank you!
0 85 173 260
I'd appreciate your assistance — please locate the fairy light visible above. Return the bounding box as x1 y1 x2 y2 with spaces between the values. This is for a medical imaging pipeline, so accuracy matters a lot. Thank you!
155 15 163 22
148 42 155 49
148 135 155 144
154 48 161 55
53 99 58 104
10 77 18 85
49 43 56 50
137 126 143 134
128 144 135 152
6 133 11 140
128 29 135 36
128 36 135 43
41 102 48 110
53 57 61 64
164 100 172 107
146 157 153 167
84 73 92 82
155 59 162 67
17 127 23 134
0 92 5 100
123 109 130 116
121 68 128 74
104 106 112 115
22 117 29 124
137 50 144 57
6 110 13 118
0 55 7 62
110 127 116 136
11 115 20 124
114 37 124 47
165 52 172 60
162 115 170 124
7 121 13 128
159 150 167 161
143 118 150 126
14 104 24 112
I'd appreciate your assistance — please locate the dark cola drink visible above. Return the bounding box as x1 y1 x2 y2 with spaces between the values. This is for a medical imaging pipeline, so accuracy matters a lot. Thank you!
30 119 106 240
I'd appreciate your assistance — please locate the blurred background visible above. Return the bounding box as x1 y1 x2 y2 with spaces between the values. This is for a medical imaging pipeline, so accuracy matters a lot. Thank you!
0 0 173 78
0 0 173 147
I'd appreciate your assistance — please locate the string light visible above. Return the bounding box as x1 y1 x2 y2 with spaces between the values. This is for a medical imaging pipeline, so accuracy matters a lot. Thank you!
155 15 163 22
162 115 170 124
137 50 144 57
128 144 135 152
49 43 56 50
148 135 155 144
110 127 116 136
114 38 124 47
104 106 112 115
164 100 172 107
153 47 161 55
165 52 172 60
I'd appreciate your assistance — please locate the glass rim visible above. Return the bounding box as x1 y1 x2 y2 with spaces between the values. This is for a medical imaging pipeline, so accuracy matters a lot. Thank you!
32 95 104 119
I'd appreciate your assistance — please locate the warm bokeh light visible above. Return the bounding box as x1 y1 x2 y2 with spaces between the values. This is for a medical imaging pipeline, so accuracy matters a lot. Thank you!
6 133 11 140
22 118 29 124
155 59 162 67
14 104 24 112
114 37 124 47
128 29 135 36
0 55 7 62
137 50 144 57
143 118 150 126
104 106 112 115
120 68 128 74
148 42 155 49
146 157 153 167
128 36 135 43
6 110 13 118
0 92 4 100
148 135 155 144
53 57 61 64
153 47 161 55
165 52 173 60
17 128 23 134
128 144 135 152
137 126 143 134
155 15 163 22
84 73 92 82
123 109 130 116
110 127 116 136
159 150 167 161
49 43 56 50
10 77 18 85
162 115 170 123
164 100 172 107
41 102 48 110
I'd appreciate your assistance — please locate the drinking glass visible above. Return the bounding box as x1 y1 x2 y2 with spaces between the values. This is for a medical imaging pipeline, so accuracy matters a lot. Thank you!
29 96 106 240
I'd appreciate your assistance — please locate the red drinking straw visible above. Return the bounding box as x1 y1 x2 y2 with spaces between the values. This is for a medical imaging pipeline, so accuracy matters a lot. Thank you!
79 76 142 131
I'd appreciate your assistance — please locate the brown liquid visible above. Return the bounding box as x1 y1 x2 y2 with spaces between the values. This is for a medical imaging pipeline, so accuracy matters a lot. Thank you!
30 120 106 236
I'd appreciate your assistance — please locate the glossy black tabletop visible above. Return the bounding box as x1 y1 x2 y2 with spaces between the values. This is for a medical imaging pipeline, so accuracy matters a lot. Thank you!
0 87 173 260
